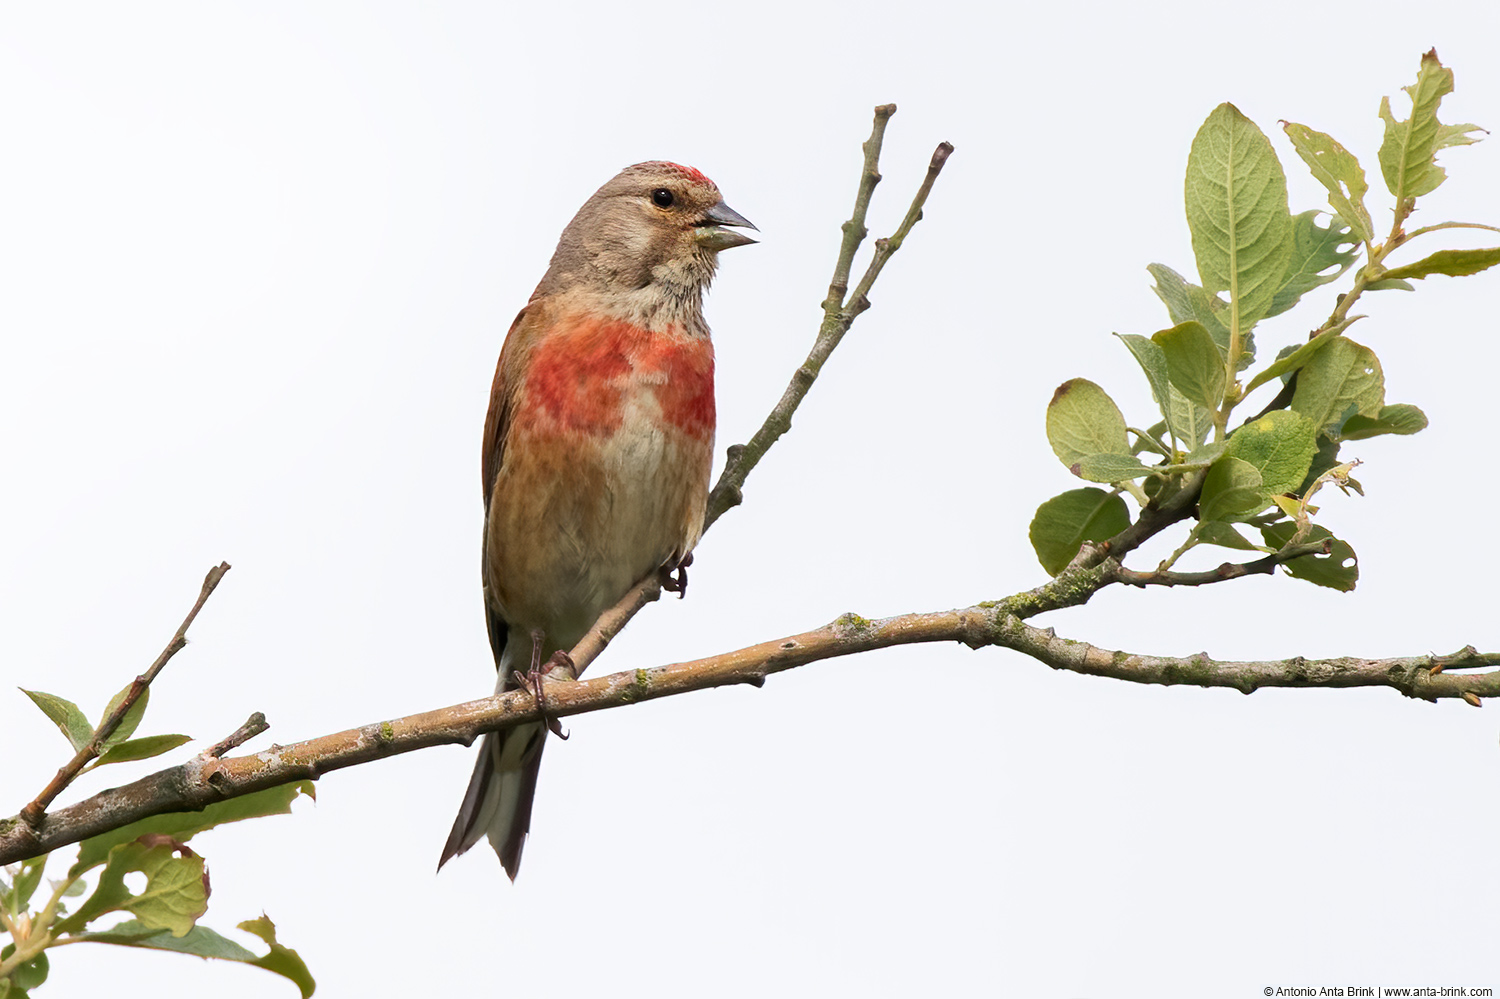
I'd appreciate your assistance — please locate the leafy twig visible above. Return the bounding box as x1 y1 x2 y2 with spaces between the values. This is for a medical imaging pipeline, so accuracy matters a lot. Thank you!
19 563 230 828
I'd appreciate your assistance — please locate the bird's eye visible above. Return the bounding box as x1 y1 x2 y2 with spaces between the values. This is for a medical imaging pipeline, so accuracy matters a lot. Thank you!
651 188 675 208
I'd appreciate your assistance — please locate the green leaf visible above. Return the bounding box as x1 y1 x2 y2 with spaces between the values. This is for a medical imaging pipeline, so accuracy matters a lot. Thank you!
1046 378 1130 472
1338 403 1428 441
72 917 316 999
55 838 208 937
1166 386 1214 449
1122 324 1213 450
1185 102 1293 336
1378 50 1485 203
0 946 47 991
72 781 316 876
1196 520 1262 551
1265 212 1361 318
1243 328 1343 394
1029 488 1133 576
1133 421 1170 456
1200 456 1267 522
72 920 258 960
1153 321 1226 410
1381 246 1500 281
1146 263 1250 369
20 688 93 753
1224 410 1318 496
1364 277 1414 291
237 916 316 998
1282 122 1374 241
1290 337 1385 434
1073 453 1159 483
98 683 148 750
4 857 47 913
1116 332 1174 429
1183 440 1228 466
94 733 194 766
1262 523 1359 591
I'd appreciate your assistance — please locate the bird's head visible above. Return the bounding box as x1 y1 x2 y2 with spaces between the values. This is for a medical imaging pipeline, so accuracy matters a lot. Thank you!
541 162 756 325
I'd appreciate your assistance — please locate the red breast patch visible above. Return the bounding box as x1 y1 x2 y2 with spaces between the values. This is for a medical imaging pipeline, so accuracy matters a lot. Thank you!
521 317 715 439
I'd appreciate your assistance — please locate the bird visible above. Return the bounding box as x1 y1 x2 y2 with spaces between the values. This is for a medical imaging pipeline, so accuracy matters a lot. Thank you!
438 161 756 879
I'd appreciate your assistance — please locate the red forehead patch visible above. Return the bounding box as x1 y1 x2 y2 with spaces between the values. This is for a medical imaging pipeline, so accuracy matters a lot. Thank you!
662 162 711 186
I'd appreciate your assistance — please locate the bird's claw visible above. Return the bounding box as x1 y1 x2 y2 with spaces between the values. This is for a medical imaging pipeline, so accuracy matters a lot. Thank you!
660 551 694 599
513 650 573 740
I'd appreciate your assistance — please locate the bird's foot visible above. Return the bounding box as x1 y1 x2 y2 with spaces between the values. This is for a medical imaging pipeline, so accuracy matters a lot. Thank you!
514 632 571 740
660 551 694 599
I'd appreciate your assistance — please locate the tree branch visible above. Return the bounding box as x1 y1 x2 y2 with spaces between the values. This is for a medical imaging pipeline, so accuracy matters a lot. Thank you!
5 592 1496 865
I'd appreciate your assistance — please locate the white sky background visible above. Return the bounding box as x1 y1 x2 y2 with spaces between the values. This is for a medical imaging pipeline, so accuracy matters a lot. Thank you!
2 2 1498 996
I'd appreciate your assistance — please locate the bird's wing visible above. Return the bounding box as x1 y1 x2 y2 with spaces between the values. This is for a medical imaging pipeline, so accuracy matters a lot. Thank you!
480 305 533 675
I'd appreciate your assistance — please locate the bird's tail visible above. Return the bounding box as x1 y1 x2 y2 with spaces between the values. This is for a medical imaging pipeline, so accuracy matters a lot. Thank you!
438 702 547 879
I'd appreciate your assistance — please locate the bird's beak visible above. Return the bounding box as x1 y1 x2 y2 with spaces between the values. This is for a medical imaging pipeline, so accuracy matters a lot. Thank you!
694 201 758 251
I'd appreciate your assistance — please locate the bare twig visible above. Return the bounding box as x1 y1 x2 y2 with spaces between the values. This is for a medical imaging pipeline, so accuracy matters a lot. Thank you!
203 712 270 759
845 141 954 317
707 123 953 529
822 104 896 314
19 563 231 827
4 593 1496 865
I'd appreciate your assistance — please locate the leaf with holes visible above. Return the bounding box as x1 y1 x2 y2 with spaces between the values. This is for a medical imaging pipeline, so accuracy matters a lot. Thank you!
1265 212 1361 317
1244 327 1346 395
1291 337 1385 434
1282 123 1374 241
54 838 208 938
1378 50 1485 203
1262 523 1358 591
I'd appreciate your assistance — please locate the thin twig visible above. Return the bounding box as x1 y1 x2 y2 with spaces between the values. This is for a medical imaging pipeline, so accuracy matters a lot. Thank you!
565 574 664 679
19 562 231 827
203 712 270 759
822 104 896 314
1108 540 1331 587
846 141 954 317
706 128 954 529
